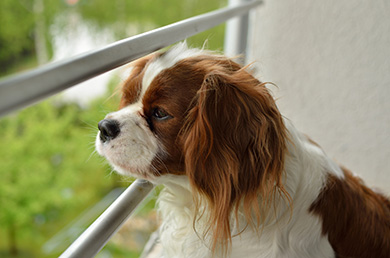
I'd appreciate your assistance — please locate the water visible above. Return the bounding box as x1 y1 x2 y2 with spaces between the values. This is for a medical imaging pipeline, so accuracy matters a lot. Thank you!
50 11 152 108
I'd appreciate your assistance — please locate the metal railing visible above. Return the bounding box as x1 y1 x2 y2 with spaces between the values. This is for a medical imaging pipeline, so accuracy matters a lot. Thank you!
59 180 154 258
0 0 262 257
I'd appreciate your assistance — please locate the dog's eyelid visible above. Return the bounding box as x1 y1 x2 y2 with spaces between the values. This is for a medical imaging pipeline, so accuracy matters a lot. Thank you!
152 107 173 121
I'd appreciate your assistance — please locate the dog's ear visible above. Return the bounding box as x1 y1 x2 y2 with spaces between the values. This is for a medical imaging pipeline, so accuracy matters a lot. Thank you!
182 66 289 252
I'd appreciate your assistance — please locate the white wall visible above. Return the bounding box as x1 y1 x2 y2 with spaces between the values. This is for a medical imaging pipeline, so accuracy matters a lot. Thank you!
248 0 390 193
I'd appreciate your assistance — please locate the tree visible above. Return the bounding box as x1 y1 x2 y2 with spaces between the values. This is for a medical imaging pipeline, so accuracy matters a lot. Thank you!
76 0 226 49
0 0 63 74
0 95 121 256
0 102 73 255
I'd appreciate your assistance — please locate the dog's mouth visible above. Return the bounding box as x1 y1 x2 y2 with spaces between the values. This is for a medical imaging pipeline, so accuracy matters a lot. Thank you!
111 161 159 180
97 143 159 180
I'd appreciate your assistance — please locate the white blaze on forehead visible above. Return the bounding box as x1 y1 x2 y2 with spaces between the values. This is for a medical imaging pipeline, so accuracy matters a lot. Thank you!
105 102 143 119
141 42 207 98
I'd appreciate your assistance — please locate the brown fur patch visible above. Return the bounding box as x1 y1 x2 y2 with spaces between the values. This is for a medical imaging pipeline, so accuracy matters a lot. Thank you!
309 167 390 258
141 58 207 175
119 53 159 108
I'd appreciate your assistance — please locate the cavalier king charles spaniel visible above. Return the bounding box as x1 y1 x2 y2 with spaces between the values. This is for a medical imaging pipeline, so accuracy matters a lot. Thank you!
96 43 390 258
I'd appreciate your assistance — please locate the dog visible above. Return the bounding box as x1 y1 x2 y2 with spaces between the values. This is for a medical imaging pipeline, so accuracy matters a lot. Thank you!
96 43 390 258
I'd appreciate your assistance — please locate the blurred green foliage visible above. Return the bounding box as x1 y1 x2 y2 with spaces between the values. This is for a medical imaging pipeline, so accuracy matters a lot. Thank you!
0 0 226 76
0 0 63 74
0 80 127 257
76 0 226 49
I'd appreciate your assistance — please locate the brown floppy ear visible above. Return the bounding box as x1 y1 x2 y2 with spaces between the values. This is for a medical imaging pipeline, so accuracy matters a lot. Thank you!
182 66 289 252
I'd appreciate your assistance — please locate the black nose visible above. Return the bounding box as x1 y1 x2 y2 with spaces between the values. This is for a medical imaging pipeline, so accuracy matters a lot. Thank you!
98 119 120 142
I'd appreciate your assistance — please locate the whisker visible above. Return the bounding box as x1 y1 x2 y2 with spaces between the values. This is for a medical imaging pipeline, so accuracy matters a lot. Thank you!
152 154 169 175
105 167 116 178
86 149 98 163
81 120 100 131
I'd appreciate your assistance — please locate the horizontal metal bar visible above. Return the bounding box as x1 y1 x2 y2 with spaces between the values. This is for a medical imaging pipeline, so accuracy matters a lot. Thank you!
59 179 154 258
0 0 262 117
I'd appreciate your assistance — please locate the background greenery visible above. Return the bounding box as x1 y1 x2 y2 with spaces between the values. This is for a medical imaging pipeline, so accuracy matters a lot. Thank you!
0 0 226 257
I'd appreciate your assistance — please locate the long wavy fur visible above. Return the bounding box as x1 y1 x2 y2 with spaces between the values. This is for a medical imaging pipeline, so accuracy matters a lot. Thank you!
181 60 291 254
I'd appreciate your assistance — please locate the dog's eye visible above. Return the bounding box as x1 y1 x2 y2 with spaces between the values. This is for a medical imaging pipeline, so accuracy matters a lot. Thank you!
152 108 171 121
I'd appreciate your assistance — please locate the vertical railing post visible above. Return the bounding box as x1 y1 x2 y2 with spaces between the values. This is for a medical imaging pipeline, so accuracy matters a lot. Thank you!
224 0 256 64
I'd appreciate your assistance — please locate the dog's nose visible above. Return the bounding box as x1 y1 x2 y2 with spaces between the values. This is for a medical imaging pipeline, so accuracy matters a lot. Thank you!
98 119 120 142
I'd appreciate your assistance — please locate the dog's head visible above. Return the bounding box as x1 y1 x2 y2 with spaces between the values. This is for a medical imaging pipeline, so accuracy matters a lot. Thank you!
96 43 288 250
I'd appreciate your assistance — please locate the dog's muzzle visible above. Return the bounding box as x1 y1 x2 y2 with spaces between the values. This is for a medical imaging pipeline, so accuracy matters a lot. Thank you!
98 119 120 143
